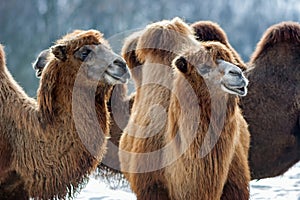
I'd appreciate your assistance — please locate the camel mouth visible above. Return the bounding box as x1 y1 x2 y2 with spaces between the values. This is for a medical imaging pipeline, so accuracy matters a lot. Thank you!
36 69 42 78
104 70 130 84
221 84 248 97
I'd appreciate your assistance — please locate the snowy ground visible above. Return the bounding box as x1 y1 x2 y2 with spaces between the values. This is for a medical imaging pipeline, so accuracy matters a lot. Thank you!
75 162 300 200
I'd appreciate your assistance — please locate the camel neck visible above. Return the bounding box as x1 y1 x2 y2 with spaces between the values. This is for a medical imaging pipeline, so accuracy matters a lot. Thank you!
37 76 112 137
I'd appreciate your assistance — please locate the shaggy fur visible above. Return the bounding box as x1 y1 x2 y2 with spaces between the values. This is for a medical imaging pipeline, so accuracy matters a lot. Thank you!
190 21 251 199
241 21 300 179
0 30 128 199
164 42 250 200
119 18 199 199
32 42 134 185
191 21 246 70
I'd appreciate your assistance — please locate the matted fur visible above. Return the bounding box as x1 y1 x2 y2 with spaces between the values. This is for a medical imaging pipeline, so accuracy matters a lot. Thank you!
119 18 199 199
188 22 251 199
164 42 250 200
241 21 300 179
0 30 116 199
191 21 246 70
31 35 133 188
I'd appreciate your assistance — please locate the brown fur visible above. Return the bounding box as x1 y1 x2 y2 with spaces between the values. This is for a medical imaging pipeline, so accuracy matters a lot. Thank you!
164 42 250 200
97 31 142 179
31 40 134 186
190 21 251 199
0 30 126 199
119 18 198 200
241 21 300 179
97 84 135 186
191 21 246 70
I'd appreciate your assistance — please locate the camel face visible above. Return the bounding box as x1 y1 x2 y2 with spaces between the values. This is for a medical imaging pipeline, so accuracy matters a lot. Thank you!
217 60 248 96
174 56 248 96
74 44 130 85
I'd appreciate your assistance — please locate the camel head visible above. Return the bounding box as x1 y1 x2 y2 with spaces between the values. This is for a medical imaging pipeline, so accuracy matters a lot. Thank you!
41 30 130 86
33 49 50 77
173 43 248 97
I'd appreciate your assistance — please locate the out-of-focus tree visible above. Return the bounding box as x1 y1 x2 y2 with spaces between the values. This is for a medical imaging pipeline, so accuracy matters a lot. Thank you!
0 0 299 96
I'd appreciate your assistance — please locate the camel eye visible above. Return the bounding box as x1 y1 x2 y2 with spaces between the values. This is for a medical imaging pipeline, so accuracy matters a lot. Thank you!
74 46 92 61
198 64 211 75
80 49 91 61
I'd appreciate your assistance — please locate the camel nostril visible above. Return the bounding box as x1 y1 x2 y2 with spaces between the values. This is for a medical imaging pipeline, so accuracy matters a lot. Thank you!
113 59 127 71
228 69 241 76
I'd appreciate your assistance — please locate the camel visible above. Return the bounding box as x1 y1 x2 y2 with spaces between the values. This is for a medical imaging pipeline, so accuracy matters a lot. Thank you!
32 43 135 185
0 29 130 199
164 41 250 200
118 18 200 199
192 20 300 179
240 21 300 179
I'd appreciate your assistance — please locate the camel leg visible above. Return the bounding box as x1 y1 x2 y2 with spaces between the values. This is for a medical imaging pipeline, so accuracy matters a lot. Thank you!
221 144 250 200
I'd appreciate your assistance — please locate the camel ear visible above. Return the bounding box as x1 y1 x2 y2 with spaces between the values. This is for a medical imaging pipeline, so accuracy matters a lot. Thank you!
174 56 188 73
51 44 67 61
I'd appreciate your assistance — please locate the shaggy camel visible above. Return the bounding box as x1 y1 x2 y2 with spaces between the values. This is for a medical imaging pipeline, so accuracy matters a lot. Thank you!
192 20 300 179
240 21 300 179
32 44 135 182
191 21 251 199
164 42 250 200
119 18 200 199
0 30 130 199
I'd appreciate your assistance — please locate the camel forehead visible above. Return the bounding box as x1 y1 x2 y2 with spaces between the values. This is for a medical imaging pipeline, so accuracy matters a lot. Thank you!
56 30 109 53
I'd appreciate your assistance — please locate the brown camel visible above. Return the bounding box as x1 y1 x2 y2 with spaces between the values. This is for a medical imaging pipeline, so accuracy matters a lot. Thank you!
192 20 300 180
241 21 300 179
164 41 250 200
190 21 252 199
0 29 130 199
32 43 135 185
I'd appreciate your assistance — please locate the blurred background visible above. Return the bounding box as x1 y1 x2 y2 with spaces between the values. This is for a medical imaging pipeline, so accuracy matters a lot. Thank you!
1 1 300 199
1 0 300 96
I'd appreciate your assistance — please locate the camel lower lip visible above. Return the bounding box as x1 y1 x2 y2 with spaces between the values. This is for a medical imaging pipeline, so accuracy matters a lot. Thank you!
105 71 127 83
223 84 247 96
36 70 42 78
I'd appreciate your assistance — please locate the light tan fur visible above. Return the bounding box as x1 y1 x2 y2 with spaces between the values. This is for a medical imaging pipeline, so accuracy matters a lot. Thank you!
165 42 250 200
119 18 198 199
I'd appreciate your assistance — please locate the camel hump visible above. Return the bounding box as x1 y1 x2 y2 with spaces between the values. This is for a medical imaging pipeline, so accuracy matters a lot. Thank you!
251 21 300 63
136 17 194 62
191 21 228 45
